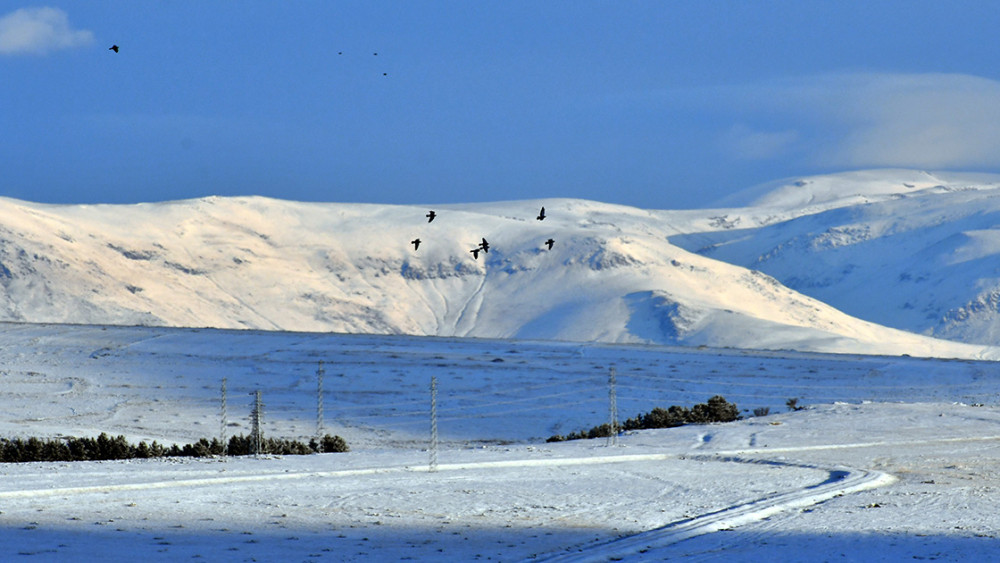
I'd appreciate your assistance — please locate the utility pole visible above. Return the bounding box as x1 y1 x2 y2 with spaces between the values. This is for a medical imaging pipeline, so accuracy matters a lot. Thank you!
250 390 264 457
607 366 619 447
220 377 228 457
430 376 439 472
316 361 325 440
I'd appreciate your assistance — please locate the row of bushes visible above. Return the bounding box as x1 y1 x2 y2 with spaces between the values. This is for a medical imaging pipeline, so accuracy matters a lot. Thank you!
0 433 348 463
547 395 740 442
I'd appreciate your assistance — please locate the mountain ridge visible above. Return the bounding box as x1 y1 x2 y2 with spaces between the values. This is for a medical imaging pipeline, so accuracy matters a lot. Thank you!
0 174 997 359
674 170 1000 346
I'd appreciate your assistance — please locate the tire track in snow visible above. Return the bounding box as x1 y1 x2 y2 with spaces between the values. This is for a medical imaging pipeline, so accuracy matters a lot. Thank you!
535 433 1000 562
3 433 995 557
0 465 404 500
535 458 895 563
5 432 993 503
0 453 678 500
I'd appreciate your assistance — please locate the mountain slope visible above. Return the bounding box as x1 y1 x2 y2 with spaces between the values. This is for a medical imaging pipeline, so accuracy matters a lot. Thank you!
0 193 991 359
672 169 1000 345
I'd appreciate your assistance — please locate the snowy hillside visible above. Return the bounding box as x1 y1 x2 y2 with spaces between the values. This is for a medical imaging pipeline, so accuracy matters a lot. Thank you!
672 169 1000 345
0 192 993 359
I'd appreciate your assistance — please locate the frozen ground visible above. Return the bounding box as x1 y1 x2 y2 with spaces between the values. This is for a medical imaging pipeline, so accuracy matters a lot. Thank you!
0 322 998 561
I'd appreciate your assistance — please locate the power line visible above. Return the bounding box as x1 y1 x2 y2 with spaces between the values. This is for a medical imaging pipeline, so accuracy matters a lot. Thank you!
220 377 228 457
316 361 325 439
429 376 438 472
607 366 619 447
250 390 263 457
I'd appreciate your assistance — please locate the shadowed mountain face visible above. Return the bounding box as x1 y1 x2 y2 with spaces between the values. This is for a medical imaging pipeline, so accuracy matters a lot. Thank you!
0 170 998 359
673 170 1000 346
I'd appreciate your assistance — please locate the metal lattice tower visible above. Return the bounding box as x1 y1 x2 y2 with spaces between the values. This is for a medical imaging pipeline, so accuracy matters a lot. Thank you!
220 377 228 457
607 366 619 447
316 361 325 439
250 390 264 457
430 376 439 472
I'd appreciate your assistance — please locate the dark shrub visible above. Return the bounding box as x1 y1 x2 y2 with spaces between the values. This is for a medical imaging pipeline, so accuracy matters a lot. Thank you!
319 434 349 453
704 395 739 423
642 406 688 429
549 396 742 443
0 432 349 463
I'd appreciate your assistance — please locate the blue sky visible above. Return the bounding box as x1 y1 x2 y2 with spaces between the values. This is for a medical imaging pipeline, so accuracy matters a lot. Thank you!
3 1 1000 209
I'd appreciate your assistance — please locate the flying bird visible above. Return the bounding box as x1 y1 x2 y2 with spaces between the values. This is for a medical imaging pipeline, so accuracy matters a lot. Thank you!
411 238 421 250
426 210 436 222
109 45 119 53
544 238 555 250
470 247 480 259
536 207 546 221
480 238 490 253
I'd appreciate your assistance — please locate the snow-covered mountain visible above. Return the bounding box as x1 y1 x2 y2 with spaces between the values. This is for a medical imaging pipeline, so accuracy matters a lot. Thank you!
0 175 996 359
672 169 1000 346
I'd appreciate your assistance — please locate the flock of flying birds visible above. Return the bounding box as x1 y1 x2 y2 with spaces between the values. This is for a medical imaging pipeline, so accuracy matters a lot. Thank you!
410 206 554 260
110 44 390 75
108 42 545 259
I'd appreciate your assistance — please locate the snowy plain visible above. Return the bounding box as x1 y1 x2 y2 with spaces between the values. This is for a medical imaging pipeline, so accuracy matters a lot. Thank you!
2 169 1000 561
0 323 998 562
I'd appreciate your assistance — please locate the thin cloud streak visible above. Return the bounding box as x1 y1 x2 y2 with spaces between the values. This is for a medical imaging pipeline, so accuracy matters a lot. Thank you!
721 124 800 161
827 73 1000 168
0 7 94 55
715 72 1000 170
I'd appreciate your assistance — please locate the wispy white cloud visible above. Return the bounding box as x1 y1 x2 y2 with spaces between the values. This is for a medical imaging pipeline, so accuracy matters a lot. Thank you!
0 7 94 55
821 73 1000 169
715 72 1000 170
720 124 800 161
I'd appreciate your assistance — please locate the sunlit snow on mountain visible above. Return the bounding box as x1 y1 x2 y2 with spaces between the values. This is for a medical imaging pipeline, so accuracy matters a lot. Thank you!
1 169 999 358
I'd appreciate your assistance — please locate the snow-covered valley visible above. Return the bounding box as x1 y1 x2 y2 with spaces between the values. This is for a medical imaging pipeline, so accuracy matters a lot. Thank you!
2 169 1000 560
0 323 998 561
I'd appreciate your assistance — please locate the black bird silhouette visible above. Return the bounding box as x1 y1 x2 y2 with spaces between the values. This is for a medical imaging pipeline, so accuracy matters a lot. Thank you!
536 206 546 221
480 238 489 253
411 238 421 250
109 45 119 53
426 210 436 222
470 247 480 259
544 238 555 250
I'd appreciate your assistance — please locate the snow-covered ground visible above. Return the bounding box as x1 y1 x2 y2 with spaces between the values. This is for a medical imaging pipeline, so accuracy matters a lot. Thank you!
1 323 998 561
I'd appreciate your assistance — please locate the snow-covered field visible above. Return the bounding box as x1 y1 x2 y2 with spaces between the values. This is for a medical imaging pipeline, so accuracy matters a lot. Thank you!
1 322 998 561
